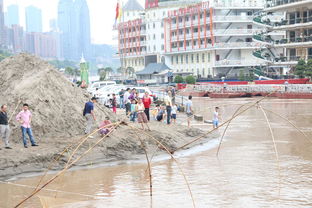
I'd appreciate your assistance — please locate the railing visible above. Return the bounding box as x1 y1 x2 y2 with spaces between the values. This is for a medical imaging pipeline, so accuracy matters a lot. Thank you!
214 29 262 35
193 84 312 94
215 59 265 67
267 0 306 8
275 36 312 44
214 16 253 21
169 42 262 53
214 1 264 8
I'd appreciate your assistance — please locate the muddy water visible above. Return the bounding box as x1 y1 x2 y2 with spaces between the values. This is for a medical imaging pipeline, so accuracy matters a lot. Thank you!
1 98 312 208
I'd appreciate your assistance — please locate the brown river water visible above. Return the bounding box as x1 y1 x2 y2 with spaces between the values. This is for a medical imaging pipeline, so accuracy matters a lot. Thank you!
0 98 312 208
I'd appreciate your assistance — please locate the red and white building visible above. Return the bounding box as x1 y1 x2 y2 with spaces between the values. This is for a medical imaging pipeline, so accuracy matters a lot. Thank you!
117 0 272 79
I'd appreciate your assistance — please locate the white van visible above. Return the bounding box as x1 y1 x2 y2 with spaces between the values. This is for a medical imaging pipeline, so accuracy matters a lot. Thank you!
87 81 116 94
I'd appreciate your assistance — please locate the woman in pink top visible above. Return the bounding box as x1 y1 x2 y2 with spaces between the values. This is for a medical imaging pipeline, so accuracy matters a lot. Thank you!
16 104 38 148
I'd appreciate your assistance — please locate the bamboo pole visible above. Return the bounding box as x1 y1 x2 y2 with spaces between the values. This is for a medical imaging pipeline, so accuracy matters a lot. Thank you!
128 125 196 208
259 105 281 198
262 107 312 144
174 88 281 152
133 130 153 197
14 123 120 208
216 102 253 156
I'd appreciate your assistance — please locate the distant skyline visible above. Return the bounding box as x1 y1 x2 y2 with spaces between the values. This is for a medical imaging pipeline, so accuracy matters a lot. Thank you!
3 0 145 45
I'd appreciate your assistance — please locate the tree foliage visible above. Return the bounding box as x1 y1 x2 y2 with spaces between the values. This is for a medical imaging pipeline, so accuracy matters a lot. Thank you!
49 59 77 69
0 50 12 62
295 59 306 78
174 75 184 83
185 75 196 84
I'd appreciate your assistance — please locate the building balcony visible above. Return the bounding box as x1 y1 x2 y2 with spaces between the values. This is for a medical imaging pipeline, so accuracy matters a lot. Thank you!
213 1 264 9
214 59 266 68
168 42 262 54
274 36 312 48
265 0 312 12
272 17 312 30
214 15 254 22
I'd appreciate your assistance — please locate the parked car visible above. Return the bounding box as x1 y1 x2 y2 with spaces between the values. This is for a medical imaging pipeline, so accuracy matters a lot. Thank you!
97 85 128 105
87 81 116 94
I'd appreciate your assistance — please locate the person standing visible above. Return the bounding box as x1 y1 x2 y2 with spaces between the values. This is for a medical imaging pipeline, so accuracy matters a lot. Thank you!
124 88 131 116
171 104 178 124
16 104 38 148
112 94 117 114
136 98 151 131
171 86 176 104
83 97 97 135
213 107 220 129
164 91 172 125
0 105 12 149
119 89 125 109
185 95 193 128
142 92 152 121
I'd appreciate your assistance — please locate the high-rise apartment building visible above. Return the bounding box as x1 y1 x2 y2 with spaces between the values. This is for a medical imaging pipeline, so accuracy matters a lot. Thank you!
117 0 272 80
6 5 19 26
57 0 91 61
253 0 312 71
25 6 43 32
0 0 5 46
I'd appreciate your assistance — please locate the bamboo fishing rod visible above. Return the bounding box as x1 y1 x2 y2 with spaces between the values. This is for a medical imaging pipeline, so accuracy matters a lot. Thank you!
132 129 153 197
15 123 121 208
128 125 196 208
34 122 121 192
174 88 282 153
259 105 281 198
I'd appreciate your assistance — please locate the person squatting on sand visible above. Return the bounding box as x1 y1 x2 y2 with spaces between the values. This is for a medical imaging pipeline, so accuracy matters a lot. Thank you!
16 104 39 148
0 104 12 150
83 97 97 135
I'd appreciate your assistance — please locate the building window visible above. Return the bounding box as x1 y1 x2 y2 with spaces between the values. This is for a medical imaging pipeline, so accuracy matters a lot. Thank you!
181 55 183 64
161 33 164 39
176 55 179 64
148 24 150 29
171 56 174 64
161 44 164 50
192 68 194 73
163 11 166 16
153 34 156 40
153 23 155 29
153 12 156 17
186 54 189 64
161 22 164 27
202 53 205 62
202 68 205 76
207 53 210 62
153 45 156 51
191 54 194 63
196 54 199 63
148 46 150 52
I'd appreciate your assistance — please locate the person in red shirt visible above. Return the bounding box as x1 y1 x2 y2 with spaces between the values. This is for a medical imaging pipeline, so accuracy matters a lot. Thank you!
142 92 152 121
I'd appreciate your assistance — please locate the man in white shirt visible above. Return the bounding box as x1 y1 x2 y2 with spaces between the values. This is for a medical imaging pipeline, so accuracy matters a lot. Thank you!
123 88 131 116
164 91 173 124
185 95 193 128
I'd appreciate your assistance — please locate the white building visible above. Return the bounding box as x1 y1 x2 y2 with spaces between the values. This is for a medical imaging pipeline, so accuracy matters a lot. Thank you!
117 0 282 81
252 0 312 73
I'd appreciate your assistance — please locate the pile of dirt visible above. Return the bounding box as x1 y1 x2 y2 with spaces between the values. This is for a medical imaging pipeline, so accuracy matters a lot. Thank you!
0 53 217 179
0 53 112 141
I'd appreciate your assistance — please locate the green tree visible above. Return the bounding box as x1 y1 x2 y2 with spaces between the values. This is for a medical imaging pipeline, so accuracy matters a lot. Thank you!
104 67 113 78
49 59 77 69
0 50 12 61
304 59 312 78
239 69 245 81
185 75 196 84
295 59 306 78
98 68 106 81
126 67 135 78
65 67 74 76
174 75 184 83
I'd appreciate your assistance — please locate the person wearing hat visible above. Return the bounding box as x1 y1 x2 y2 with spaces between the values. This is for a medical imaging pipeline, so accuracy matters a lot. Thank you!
83 97 97 135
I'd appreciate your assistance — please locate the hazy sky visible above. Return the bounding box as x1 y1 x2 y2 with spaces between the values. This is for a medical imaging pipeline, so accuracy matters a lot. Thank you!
4 0 145 45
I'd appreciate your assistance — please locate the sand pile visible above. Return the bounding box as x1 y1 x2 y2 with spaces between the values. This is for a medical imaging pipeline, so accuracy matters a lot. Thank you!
0 53 112 141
